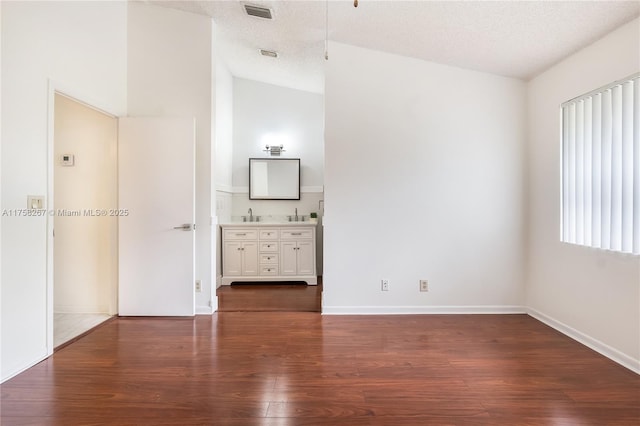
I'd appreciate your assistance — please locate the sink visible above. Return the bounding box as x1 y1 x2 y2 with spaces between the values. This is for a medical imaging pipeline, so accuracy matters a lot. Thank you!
226 215 315 226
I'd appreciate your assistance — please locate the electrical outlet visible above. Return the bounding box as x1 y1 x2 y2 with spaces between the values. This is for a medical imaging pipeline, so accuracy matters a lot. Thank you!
420 280 429 292
381 279 389 291
195 280 202 292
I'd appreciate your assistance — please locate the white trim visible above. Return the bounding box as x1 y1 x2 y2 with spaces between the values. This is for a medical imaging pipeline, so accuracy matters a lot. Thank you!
196 304 213 315
321 305 526 315
527 307 640 375
1 352 50 384
49 81 123 118
46 81 56 358
215 184 233 193
46 79 122 358
231 186 324 194
302 186 324 193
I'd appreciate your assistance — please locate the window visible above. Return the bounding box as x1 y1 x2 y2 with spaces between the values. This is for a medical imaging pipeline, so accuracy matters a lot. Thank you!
561 73 639 255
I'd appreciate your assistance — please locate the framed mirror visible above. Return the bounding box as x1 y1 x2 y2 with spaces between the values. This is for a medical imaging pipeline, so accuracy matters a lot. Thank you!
249 158 300 200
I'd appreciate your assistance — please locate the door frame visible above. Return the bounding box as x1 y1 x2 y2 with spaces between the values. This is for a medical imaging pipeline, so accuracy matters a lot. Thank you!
45 80 120 356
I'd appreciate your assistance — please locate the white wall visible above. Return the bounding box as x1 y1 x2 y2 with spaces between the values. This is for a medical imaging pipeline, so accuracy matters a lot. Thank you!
526 18 640 372
215 60 234 193
1 2 4 378
1 1 127 381
213 40 234 287
231 78 324 192
54 94 117 315
127 2 213 314
323 42 526 313
229 77 325 221
229 78 325 272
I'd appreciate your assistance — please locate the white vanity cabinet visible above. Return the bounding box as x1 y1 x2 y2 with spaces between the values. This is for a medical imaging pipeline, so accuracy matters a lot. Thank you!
221 223 317 285
222 229 259 276
281 229 315 276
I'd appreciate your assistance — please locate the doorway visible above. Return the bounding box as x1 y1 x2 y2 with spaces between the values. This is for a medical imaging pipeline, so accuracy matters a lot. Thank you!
52 93 118 348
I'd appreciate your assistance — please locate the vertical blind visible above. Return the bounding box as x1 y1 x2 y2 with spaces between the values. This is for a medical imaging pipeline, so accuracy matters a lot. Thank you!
561 73 639 255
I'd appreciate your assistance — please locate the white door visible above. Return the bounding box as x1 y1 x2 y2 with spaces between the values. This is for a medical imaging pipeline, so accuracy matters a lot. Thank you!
118 117 195 316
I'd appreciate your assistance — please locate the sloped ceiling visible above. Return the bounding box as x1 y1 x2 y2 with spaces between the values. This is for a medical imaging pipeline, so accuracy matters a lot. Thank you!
153 1 640 93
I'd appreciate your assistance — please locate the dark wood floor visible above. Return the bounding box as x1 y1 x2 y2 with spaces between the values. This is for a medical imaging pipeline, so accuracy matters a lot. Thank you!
2 312 639 425
217 281 322 312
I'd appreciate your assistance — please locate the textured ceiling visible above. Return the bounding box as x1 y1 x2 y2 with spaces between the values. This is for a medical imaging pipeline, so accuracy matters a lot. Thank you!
153 1 640 93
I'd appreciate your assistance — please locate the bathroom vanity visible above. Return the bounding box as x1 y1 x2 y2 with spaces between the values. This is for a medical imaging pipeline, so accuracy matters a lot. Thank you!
220 222 317 285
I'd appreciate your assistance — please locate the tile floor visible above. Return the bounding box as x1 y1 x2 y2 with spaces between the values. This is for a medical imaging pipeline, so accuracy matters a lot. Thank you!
54 313 112 348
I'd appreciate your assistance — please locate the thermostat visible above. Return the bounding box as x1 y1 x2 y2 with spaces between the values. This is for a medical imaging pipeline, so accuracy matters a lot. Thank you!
61 154 74 166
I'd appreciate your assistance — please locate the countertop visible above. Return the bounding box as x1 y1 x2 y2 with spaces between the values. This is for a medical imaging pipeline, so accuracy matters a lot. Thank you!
219 221 317 227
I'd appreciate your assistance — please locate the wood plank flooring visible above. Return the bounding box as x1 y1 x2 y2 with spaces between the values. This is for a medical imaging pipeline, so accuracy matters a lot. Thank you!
2 312 638 425
217 281 321 312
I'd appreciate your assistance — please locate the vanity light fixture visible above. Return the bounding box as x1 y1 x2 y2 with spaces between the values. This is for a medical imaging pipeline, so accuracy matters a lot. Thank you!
264 145 285 156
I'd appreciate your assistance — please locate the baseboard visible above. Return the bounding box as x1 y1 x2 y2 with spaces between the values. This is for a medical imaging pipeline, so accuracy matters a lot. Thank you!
321 305 526 315
195 296 219 315
54 305 110 314
1 350 49 384
527 307 640 375
196 304 213 315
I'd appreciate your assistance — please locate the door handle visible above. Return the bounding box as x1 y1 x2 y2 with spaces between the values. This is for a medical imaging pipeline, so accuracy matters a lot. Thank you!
173 224 194 231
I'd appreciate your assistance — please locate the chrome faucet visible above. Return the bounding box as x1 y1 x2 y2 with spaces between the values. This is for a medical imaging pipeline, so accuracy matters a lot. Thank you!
295 208 298 222
248 208 253 222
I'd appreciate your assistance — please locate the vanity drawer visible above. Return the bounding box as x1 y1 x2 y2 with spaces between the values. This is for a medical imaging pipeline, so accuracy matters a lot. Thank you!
224 229 258 240
260 254 278 264
260 242 279 252
281 229 313 240
260 265 279 276
259 229 279 240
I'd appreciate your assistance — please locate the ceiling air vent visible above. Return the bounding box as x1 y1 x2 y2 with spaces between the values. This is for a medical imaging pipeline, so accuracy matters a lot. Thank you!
260 49 278 58
244 4 273 20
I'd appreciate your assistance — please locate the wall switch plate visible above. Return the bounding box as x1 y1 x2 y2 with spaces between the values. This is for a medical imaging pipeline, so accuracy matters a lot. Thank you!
381 279 389 291
420 280 429 292
27 195 44 210
195 280 202 292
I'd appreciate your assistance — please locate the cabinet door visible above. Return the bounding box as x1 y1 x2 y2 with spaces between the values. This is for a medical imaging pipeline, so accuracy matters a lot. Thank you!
223 241 243 276
241 242 259 276
296 240 315 275
280 241 298 275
